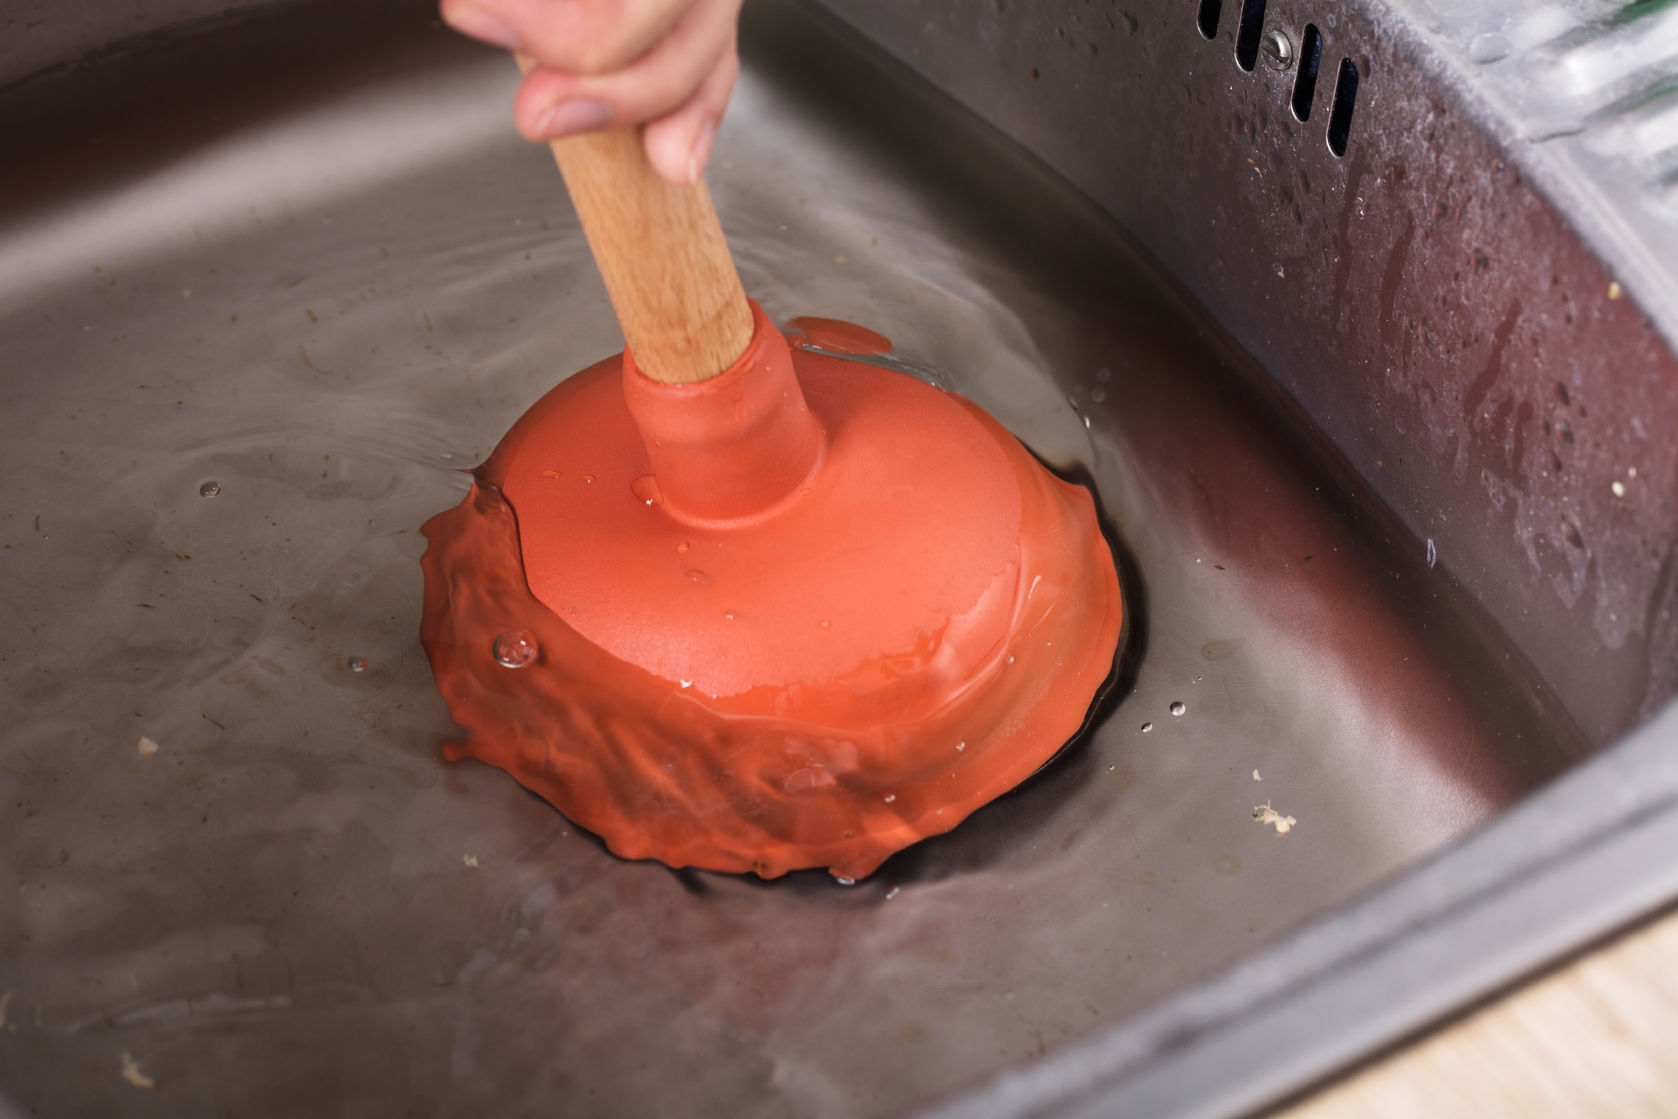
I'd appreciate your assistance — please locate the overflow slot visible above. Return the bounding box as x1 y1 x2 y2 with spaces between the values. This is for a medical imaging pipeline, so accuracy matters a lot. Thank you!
1327 56 1359 156
1235 0 1269 72
1292 24 1324 121
1197 0 1223 40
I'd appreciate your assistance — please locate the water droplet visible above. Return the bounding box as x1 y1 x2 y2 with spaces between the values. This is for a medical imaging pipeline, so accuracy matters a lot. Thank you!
1141 722 1154 733
1090 386 1107 403
675 541 691 554
883 793 896 803
723 611 736 621
346 656 368 673
1425 538 1438 568
679 678 693 689
1467 32 1512 64
198 480 221 498
631 474 663 506
1006 655 1016 664
834 876 857 887
1095 367 1112 383
492 630 539 668
820 619 831 629
885 886 901 900
1612 480 1627 498
685 569 707 583
580 473 596 484
1170 701 1187 716
956 741 966 752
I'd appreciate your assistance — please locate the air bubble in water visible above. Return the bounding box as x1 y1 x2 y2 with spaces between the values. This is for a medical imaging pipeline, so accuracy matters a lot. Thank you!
346 656 368 673
198 480 221 498
1170 700 1187 716
493 630 539 668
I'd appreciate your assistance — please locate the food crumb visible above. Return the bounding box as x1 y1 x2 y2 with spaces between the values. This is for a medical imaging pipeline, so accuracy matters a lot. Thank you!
120 1052 155 1090
462 854 479 868
1252 769 1262 781
1608 281 1623 300
137 736 159 758
1253 801 1296 834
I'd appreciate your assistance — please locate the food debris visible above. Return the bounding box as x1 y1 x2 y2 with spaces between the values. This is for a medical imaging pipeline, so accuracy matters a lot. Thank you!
1608 281 1623 300
136 736 159 758
1252 769 1262 781
462 854 479 868
120 1052 155 1090
1612 480 1626 498
1253 801 1296 834
885 886 901 900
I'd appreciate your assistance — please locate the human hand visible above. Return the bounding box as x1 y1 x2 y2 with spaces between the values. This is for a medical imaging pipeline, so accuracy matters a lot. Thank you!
440 0 745 185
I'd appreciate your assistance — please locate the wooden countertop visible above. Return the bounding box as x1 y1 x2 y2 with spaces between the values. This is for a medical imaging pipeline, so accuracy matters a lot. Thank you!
1277 903 1678 1117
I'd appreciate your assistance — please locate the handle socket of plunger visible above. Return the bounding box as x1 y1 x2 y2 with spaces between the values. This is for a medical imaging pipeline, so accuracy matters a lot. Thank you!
622 301 825 525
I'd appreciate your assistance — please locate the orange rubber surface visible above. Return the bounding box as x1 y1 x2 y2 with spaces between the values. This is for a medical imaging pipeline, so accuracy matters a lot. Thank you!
420 310 1121 879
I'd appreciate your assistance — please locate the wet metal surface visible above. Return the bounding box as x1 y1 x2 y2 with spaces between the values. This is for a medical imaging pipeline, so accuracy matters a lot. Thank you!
0 3 1586 1115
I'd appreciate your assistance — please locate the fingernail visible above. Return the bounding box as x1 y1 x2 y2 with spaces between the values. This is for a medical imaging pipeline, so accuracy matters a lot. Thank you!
443 7 521 51
686 117 718 184
538 98 612 137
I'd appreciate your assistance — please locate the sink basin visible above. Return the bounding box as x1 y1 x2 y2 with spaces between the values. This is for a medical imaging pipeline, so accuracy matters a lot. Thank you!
2 1 1674 1115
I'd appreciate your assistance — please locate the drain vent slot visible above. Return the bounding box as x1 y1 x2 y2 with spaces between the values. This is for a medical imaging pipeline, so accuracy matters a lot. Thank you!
1235 0 1268 72
1197 0 1222 40
1327 57 1359 156
1291 24 1323 121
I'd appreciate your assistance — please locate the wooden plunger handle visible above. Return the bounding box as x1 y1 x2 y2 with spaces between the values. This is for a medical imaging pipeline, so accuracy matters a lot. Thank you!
518 58 755 385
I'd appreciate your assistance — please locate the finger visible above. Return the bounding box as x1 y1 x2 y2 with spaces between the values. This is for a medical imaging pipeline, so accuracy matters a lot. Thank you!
441 0 690 75
512 0 739 139
642 41 738 184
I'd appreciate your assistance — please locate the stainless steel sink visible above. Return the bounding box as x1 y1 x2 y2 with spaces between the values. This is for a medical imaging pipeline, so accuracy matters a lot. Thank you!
2 1 1674 1116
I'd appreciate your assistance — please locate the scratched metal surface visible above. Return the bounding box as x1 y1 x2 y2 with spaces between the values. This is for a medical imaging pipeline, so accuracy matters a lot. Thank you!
0 3 1584 1116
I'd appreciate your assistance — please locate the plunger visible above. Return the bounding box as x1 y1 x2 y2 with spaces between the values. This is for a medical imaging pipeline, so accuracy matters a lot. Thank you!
419 105 1123 882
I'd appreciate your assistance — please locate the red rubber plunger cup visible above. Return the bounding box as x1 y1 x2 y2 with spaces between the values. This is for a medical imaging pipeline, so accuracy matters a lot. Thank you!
419 117 1122 881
